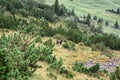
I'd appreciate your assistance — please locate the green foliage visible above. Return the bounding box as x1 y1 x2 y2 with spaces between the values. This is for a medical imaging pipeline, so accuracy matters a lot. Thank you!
47 71 57 79
110 67 120 80
110 73 118 80
54 0 59 15
63 42 76 50
66 29 83 43
49 59 63 71
59 5 67 16
73 62 100 78
93 16 97 20
59 67 73 78
86 33 120 50
63 42 70 49
73 62 84 72
40 27 56 37
44 39 55 48
86 13 91 26
97 18 103 24
65 17 78 29
0 34 41 80
88 64 100 73
35 36 42 43
114 21 119 29
90 26 103 33
39 18 49 27
91 42 106 51
0 33 57 80
0 14 19 29
105 20 109 26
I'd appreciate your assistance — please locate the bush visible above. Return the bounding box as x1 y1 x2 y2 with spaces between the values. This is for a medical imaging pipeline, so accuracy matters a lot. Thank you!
44 39 55 48
47 71 57 79
73 62 100 78
88 64 100 73
35 36 42 43
91 42 106 51
40 27 56 37
63 42 76 50
63 42 70 49
59 67 73 78
49 59 63 71
110 73 118 80
66 29 83 43
39 17 49 27
0 34 45 80
65 17 78 29
0 14 19 29
110 67 120 80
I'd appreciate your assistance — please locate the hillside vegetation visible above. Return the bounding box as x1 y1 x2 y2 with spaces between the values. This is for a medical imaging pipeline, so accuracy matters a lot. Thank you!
46 0 120 36
0 0 120 80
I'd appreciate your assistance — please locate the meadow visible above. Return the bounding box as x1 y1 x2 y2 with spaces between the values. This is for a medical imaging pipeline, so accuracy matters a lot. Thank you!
46 0 120 36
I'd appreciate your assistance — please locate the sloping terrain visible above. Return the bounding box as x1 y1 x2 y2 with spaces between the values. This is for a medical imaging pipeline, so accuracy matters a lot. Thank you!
0 0 120 80
46 0 120 36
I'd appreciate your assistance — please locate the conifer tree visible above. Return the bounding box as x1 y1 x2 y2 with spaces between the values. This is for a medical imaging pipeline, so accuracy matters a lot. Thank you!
105 20 109 26
117 8 120 14
93 16 97 20
54 0 59 15
114 21 119 29
86 13 91 26
114 21 119 28
71 8 75 16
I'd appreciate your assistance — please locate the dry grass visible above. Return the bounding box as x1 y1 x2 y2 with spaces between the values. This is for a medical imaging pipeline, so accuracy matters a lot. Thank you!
0 29 119 80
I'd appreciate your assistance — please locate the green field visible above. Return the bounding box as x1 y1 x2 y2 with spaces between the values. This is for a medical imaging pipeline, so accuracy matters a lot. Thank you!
46 0 120 36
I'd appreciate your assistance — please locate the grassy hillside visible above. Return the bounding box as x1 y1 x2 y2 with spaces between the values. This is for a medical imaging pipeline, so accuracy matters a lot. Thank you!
46 0 120 23
46 0 120 36
0 0 120 80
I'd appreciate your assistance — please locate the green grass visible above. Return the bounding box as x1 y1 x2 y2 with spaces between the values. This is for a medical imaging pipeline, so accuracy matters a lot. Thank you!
46 0 120 23
46 0 120 36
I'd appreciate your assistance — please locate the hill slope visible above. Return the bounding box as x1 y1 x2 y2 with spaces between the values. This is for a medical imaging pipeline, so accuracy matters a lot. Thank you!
46 0 120 36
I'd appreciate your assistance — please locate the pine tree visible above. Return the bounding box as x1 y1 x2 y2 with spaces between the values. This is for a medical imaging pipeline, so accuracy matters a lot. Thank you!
93 16 97 20
54 0 59 15
86 13 91 26
105 20 109 26
114 21 119 29
117 8 120 14
97 18 103 24
71 8 75 16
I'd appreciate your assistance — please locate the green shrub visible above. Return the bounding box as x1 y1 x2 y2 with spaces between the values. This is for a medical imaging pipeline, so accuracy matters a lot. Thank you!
45 55 56 64
63 42 76 50
66 72 74 78
39 18 49 27
35 36 42 43
0 34 43 80
110 73 118 80
47 71 57 79
110 67 120 80
0 14 19 29
40 27 56 37
49 59 63 71
73 62 100 78
65 17 78 29
72 62 84 72
63 42 70 49
59 67 68 74
44 39 55 48
59 67 73 78
88 64 100 73
91 42 106 51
